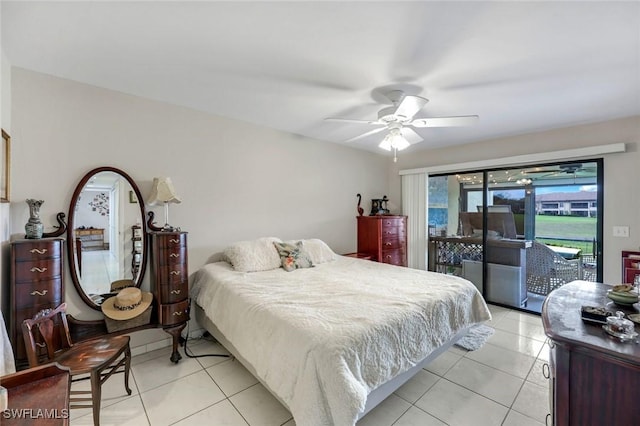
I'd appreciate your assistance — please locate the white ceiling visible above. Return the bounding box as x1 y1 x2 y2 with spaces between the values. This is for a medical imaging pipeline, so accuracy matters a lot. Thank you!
2 1 639 155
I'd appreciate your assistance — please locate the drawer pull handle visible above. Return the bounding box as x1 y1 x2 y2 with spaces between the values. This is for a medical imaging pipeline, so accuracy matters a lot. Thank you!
173 311 183 316
36 342 46 348
170 271 181 276
30 267 47 273
169 238 180 243
171 289 181 295
170 253 179 258
30 248 48 254
385 242 392 246
30 290 48 296
542 363 550 379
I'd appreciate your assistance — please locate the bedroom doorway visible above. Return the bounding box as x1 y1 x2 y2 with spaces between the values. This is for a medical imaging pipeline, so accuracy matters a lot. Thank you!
427 159 603 314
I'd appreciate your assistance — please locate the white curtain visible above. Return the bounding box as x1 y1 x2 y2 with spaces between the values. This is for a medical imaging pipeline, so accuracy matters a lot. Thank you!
1 311 16 375
401 173 427 269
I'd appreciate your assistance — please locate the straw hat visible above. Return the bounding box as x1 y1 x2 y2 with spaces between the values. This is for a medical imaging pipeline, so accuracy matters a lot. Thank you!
101 287 153 321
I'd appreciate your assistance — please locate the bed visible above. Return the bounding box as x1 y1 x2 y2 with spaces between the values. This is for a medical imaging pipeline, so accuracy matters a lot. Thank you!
190 238 491 426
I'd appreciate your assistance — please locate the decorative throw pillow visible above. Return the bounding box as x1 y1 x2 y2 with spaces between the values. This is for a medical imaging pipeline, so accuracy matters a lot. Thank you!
223 237 283 272
273 241 314 272
298 239 337 264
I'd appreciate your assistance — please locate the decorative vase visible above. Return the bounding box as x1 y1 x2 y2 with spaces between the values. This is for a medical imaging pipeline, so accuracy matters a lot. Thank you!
25 199 44 239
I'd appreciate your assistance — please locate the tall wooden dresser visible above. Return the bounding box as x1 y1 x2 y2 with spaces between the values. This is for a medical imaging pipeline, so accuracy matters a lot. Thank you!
9 238 64 368
357 215 407 267
149 231 189 363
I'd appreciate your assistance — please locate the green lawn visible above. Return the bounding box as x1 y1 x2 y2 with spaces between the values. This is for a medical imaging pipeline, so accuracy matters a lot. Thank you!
535 215 597 254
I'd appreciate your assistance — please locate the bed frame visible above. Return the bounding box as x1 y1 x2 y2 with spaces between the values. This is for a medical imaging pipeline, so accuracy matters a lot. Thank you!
194 304 469 421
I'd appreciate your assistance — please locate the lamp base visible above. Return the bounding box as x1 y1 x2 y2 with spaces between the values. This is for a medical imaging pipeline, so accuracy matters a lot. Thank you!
161 203 180 232
146 212 180 232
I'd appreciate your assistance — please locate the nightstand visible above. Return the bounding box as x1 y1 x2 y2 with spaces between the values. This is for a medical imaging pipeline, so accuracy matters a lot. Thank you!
342 252 373 260
149 231 189 363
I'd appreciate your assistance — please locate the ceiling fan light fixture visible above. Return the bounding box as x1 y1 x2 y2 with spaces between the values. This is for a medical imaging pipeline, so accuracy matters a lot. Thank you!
393 134 410 151
378 136 392 151
379 128 410 152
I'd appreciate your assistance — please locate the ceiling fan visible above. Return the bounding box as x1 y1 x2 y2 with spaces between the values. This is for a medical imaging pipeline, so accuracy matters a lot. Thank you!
325 90 479 161
532 163 597 179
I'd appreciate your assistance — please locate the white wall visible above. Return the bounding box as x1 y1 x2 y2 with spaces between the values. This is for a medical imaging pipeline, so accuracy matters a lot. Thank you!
0 48 11 316
390 116 640 283
8 68 390 348
8 65 639 353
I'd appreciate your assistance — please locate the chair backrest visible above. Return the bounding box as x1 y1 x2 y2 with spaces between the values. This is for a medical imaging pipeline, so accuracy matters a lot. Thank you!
22 303 74 368
527 241 580 277
527 241 555 274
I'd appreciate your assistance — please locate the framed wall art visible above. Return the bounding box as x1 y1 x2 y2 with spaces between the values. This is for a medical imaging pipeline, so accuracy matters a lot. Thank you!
1 129 10 203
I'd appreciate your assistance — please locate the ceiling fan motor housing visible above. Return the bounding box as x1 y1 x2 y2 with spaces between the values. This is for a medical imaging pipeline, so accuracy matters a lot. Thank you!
378 106 407 123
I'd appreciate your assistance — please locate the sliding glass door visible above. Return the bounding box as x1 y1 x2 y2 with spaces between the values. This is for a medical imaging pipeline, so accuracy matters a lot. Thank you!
427 159 602 313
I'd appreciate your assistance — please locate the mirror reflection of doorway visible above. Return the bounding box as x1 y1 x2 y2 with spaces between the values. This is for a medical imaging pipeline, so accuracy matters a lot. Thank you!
427 160 602 314
74 176 123 297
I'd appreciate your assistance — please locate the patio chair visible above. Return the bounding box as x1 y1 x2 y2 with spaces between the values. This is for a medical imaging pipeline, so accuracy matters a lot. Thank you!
526 241 582 295
580 253 598 282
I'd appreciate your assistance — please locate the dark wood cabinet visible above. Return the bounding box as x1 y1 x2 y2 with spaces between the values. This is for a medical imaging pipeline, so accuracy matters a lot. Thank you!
622 250 640 284
357 215 407 267
149 231 189 362
542 280 640 425
131 225 142 277
9 238 64 368
0 363 71 425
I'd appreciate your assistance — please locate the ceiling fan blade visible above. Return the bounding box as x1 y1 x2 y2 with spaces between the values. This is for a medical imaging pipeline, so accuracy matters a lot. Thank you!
393 95 428 120
345 127 387 143
325 117 381 125
410 115 479 128
400 127 423 144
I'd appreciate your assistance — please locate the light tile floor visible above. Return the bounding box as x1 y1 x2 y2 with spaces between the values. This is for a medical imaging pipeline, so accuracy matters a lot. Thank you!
79 249 119 295
72 304 550 425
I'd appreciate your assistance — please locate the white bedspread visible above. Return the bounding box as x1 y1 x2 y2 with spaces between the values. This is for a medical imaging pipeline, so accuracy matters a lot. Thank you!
191 257 491 426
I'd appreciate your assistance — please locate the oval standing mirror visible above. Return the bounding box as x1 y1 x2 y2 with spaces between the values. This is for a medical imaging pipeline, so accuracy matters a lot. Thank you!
67 167 147 310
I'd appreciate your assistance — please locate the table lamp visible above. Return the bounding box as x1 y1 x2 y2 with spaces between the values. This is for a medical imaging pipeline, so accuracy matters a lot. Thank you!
147 177 181 231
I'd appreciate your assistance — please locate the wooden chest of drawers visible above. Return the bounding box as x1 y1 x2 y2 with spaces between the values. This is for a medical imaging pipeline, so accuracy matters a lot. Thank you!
149 231 189 361
9 238 64 367
357 216 407 267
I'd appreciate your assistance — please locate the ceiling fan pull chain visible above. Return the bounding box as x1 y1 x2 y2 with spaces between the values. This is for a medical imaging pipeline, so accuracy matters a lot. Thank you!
393 147 398 163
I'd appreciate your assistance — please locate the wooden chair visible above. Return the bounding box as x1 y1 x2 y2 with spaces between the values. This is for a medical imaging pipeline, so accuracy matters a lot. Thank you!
21 303 131 426
526 241 581 295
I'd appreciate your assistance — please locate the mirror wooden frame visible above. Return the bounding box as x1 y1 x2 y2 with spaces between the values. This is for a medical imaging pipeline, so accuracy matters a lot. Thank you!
67 166 148 310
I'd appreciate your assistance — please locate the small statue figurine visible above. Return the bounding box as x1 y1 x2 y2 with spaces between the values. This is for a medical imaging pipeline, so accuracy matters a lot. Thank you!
25 199 44 239
356 194 364 217
381 195 390 214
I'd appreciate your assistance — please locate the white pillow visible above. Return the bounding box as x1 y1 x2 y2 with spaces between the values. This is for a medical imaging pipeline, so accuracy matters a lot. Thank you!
223 237 283 272
284 239 336 264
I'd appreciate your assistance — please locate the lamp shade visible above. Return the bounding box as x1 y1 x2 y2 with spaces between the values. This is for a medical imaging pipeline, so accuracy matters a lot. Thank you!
147 177 182 206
